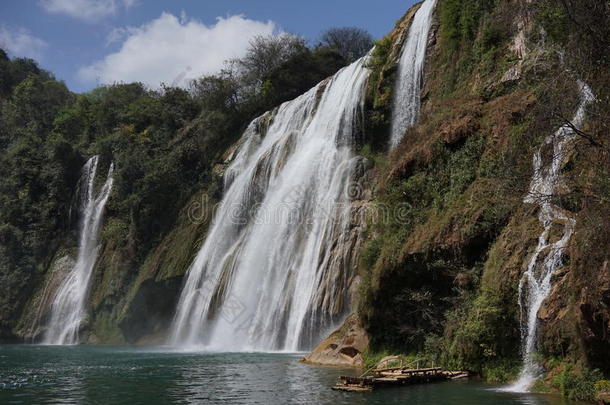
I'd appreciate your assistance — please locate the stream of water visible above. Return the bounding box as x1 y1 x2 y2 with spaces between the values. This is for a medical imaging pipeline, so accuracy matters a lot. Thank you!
506 82 594 392
44 156 114 345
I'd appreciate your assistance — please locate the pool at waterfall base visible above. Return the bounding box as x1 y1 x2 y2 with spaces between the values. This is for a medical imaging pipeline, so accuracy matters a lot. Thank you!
0 345 583 404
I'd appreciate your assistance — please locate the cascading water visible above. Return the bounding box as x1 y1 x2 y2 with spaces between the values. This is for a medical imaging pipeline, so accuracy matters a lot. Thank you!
389 0 437 148
506 82 594 391
44 156 114 345
171 56 370 351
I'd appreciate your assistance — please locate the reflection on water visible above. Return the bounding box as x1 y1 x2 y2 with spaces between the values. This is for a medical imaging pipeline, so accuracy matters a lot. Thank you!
0 346 580 405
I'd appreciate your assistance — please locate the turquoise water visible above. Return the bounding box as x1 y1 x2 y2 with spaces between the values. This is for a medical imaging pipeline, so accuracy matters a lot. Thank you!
0 345 578 404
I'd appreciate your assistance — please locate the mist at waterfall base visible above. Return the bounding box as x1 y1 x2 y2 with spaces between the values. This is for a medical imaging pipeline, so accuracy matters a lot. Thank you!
0 346 580 405
43 156 114 345
503 82 594 393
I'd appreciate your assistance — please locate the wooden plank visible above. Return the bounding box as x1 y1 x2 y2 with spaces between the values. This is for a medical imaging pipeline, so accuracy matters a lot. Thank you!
332 385 373 392
334 369 470 393
373 366 442 373
374 377 400 382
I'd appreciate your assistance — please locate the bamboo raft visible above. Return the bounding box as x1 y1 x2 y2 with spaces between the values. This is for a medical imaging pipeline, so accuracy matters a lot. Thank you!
332 358 470 392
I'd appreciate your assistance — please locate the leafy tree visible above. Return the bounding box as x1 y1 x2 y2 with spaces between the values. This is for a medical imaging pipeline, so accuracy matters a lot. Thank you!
235 34 308 88
319 27 374 62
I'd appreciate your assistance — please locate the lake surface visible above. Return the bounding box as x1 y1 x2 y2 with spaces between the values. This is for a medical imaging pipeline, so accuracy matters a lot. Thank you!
0 345 579 404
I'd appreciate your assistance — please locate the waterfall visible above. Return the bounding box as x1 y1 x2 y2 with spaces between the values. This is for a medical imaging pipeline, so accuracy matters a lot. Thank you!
44 156 114 345
506 82 594 391
389 0 437 148
170 56 370 351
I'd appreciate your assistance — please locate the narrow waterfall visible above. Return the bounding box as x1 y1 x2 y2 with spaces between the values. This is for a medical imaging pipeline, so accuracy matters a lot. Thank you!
389 0 437 148
171 56 370 351
507 82 594 391
44 156 114 345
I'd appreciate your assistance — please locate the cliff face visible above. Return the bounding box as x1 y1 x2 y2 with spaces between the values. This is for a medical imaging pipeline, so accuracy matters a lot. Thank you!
355 0 610 383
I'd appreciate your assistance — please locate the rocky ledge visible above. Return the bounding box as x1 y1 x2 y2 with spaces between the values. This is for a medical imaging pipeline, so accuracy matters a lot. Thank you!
302 313 369 367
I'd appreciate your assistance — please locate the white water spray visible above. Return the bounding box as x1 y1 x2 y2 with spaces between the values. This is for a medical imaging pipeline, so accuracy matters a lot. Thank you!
506 82 594 392
390 0 437 148
171 57 370 351
44 156 114 345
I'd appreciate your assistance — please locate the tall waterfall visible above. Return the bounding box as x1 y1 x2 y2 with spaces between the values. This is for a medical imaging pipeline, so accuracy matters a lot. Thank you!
507 82 594 391
389 0 437 148
171 56 370 351
44 156 114 345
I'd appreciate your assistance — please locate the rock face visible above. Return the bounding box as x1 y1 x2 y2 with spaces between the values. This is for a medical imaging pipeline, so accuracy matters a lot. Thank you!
303 314 369 367
15 252 76 341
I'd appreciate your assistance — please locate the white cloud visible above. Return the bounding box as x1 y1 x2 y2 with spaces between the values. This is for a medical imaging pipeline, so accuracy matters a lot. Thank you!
0 26 47 60
40 0 138 22
105 27 131 46
78 13 278 88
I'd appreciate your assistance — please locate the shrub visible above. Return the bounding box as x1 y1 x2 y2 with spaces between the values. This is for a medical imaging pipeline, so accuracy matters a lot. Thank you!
551 365 604 401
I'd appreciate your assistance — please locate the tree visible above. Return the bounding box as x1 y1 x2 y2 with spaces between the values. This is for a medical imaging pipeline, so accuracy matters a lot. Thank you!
319 27 374 62
235 34 308 88
190 33 347 119
190 71 241 113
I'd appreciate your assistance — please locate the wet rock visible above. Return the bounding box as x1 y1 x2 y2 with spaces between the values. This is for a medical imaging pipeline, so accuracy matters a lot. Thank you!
302 313 369 367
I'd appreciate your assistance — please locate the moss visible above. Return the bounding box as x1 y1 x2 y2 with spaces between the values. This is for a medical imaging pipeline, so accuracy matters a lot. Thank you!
89 311 124 344
435 0 518 96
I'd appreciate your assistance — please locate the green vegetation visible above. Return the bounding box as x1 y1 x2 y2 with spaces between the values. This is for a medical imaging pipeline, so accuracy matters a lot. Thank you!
358 93 523 357
0 51 79 339
362 35 395 150
0 32 356 340
539 360 605 401
361 348 395 369
438 0 512 93
439 0 497 54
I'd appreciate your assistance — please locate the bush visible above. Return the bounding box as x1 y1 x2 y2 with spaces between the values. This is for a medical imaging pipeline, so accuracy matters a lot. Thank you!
551 365 604 401
101 219 129 246
595 380 610 394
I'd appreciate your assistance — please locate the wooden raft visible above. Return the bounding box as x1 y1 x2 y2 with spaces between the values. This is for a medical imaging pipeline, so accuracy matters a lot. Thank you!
332 366 470 392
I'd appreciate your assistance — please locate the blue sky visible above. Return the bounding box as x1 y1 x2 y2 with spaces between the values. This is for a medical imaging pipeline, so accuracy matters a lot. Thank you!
0 0 417 93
